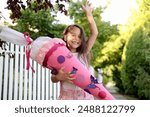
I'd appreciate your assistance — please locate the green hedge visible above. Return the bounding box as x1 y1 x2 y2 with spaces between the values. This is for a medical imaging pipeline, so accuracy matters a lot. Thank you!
121 25 150 99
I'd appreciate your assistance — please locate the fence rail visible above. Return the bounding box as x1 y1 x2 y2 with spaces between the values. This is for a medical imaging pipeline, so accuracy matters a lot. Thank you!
0 42 60 100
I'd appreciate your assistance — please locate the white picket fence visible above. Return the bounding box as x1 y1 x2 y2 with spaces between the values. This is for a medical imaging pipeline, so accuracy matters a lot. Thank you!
0 42 60 100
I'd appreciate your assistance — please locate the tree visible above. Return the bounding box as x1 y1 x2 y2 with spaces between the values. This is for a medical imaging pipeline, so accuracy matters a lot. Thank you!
11 7 66 39
121 0 150 99
4 0 70 22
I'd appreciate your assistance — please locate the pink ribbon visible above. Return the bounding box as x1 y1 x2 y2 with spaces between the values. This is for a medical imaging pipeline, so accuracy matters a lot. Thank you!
24 32 35 73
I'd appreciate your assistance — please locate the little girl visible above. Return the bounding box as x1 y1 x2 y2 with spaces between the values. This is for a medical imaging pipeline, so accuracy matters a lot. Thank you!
51 0 98 100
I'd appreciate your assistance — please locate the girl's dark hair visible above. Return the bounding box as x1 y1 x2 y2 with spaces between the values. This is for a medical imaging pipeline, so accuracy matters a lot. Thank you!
63 24 87 56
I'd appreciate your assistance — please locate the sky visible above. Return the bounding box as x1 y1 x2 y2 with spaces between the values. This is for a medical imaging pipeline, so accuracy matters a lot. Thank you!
0 0 138 25
100 0 138 25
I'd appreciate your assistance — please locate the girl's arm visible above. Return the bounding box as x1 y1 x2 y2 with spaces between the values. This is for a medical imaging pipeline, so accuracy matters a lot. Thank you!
82 0 98 54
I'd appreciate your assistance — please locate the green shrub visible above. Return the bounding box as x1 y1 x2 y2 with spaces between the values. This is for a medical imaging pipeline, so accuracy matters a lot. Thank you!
121 25 150 99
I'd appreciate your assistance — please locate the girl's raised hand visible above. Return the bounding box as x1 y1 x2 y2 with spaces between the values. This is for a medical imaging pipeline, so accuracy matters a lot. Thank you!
82 0 93 14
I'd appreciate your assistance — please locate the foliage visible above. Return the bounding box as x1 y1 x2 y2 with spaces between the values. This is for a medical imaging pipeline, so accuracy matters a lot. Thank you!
121 0 150 99
5 0 70 22
11 7 66 39
94 0 150 99
95 33 125 87
121 20 150 99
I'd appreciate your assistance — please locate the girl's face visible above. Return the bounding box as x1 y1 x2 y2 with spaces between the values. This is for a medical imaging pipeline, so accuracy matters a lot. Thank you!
64 26 82 52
